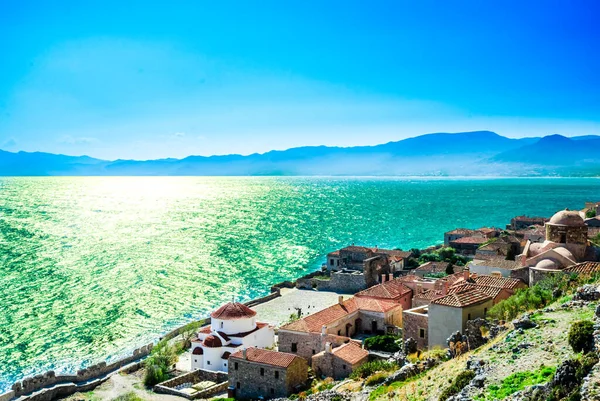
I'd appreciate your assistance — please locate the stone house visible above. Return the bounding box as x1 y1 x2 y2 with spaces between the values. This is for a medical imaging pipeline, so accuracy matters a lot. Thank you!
228 348 307 400
469 258 522 278
327 246 412 273
475 236 521 260
311 341 369 380
428 289 493 348
414 261 451 278
508 216 548 230
444 228 477 246
355 276 413 311
278 296 403 362
446 283 513 305
190 302 274 372
402 305 429 350
450 236 488 256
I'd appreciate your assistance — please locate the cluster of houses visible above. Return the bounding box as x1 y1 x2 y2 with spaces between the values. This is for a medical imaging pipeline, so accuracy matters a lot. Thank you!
185 203 600 400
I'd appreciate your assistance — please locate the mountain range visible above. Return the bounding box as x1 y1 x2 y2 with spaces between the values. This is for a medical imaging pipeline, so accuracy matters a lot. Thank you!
1 131 599 176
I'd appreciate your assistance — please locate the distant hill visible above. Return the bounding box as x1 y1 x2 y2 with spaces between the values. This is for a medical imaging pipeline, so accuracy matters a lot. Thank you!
1 131 599 176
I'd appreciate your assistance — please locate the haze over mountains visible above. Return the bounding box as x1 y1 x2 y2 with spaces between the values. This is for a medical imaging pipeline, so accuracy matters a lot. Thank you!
1 131 599 176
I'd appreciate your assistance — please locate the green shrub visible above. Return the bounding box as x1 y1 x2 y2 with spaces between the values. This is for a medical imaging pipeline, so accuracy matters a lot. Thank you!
586 209 597 218
486 366 555 399
349 360 397 380
439 370 476 401
143 341 178 386
363 335 401 353
487 284 552 321
365 372 389 386
568 320 595 353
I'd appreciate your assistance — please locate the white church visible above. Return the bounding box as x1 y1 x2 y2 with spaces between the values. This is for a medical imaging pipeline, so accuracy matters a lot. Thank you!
190 301 275 372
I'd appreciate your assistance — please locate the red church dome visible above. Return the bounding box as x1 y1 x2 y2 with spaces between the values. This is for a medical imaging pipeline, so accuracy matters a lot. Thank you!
210 302 257 320
203 335 223 348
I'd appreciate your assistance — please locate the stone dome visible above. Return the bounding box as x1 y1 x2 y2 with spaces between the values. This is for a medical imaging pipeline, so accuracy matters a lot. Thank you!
211 302 257 320
203 335 223 348
534 259 559 271
548 209 585 227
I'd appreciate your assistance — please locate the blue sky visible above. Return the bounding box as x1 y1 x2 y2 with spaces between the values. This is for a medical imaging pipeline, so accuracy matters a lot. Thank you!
1 1 599 160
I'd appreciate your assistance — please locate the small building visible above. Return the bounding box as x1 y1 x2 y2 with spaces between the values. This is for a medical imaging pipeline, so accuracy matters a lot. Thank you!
228 348 308 400
444 229 477 246
450 236 488 256
469 258 522 278
470 275 527 294
312 341 369 380
475 236 521 260
508 216 548 231
402 305 429 350
428 290 493 348
278 295 403 362
414 261 451 278
446 283 512 305
190 302 274 372
355 277 413 311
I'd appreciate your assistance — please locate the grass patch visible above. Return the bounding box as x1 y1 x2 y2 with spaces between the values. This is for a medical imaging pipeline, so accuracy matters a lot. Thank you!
365 372 389 387
111 393 144 401
486 366 555 400
439 370 476 401
368 372 425 401
349 360 398 380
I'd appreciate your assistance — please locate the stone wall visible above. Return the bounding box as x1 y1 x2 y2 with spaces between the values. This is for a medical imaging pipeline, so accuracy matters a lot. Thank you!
403 308 428 351
328 271 366 293
510 267 530 286
154 369 228 400
0 391 15 401
312 350 366 380
11 344 153 398
229 355 307 399
278 331 349 362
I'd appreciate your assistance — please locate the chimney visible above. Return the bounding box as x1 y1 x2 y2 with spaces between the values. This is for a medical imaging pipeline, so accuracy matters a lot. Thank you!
441 280 449 296
387 273 392 282
381 274 386 283
321 325 327 336
325 342 332 353
416 284 422 295
338 295 344 305
242 348 247 360
463 267 470 281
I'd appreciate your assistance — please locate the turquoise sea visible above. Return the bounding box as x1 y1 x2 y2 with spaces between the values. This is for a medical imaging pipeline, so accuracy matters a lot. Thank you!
1 177 599 389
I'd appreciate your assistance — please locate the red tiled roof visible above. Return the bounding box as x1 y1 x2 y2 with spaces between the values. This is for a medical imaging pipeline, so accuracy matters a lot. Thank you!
221 351 231 360
564 262 600 275
331 342 368 364
230 347 301 368
280 297 400 333
413 289 444 301
328 250 340 256
472 275 525 289
211 302 257 320
192 347 204 355
355 280 412 300
431 289 492 308
446 228 476 235
217 331 231 342
341 246 371 252
471 258 522 270
203 335 222 348
452 236 487 244
447 283 503 300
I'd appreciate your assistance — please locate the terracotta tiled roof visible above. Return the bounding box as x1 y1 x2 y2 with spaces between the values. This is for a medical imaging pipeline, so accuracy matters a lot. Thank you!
221 351 231 360
431 289 492 308
471 258 522 270
341 246 371 252
438 272 468 286
447 283 503 300
472 275 525 289
198 326 211 334
370 248 412 259
203 335 223 348
356 280 412 300
331 342 368 364
328 250 340 256
192 347 204 355
564 262 600 275
230 347 301 368
280 297 400 333
452 236 487 245
211 302 257 320
413 289 444 301
415 262 450 274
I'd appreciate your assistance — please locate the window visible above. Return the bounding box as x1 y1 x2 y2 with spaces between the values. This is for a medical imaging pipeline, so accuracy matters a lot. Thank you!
330 259 334 266
234 362 238 370
342 364 347 370
291 343 297 352
467 313 471 320
224 363 227 368
419 328 425 339
484 308 488 316
260 367 264 376
236 382 240 389
275 371 279 379
194 359 197 363
337 330 341 335
207 360 211 365
220 321 224 329
560 233 567 243
271 389 275 395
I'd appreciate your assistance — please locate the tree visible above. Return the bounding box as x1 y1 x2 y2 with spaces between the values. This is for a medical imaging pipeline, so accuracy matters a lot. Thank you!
445 263 454 275
568 320 595 353
586 209 597 218
144 341 178 386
